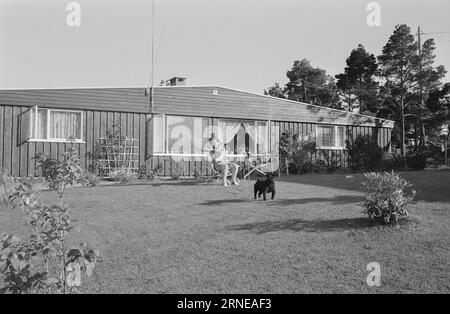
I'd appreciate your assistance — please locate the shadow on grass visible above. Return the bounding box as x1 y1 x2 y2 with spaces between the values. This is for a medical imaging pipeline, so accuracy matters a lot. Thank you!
91 180 207 188
277 170 450 203
226 217 375 234
200 195 361 206
271 195 362 206
200 199 249 206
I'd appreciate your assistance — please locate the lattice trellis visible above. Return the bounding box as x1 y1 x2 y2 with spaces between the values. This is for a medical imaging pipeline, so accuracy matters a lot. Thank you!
95 137 139 177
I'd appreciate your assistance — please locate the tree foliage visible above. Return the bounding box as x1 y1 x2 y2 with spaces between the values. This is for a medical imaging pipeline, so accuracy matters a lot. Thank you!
285 59 338 107
335 44 379 113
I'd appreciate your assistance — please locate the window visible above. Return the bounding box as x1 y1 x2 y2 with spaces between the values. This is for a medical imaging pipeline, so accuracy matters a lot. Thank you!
30 106 83 142
316 125 346 149
150 115 277 156
218 119 269 156
166 115 205 154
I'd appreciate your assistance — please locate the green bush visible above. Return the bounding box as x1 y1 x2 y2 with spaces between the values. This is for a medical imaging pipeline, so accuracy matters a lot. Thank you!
0 169 100 294
84 172 100 187
379 152 406 171
280 131 317 174
360 171 416 224
137 164 163 181
346 135 383 172
110 170 138 184
405 152 426 170
35 146 85 205
314 151 341 174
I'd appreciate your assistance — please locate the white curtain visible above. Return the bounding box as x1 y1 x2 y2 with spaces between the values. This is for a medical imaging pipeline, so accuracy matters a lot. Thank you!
317 125 335 147
219 120 241 144
50 111 81 140
242 122 256 142
36 109 47 139
257 123 268 154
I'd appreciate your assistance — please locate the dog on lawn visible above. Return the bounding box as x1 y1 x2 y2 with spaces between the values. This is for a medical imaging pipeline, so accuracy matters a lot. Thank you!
254 174 276 201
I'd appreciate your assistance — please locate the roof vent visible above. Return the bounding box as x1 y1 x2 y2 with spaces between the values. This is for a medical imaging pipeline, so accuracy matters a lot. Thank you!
213 89 218 95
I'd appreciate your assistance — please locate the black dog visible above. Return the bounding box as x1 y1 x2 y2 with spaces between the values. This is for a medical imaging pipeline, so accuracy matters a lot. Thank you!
254 174 276 201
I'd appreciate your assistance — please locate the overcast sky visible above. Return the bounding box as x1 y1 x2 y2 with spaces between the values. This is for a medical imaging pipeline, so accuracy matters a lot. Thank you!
1 0 449 93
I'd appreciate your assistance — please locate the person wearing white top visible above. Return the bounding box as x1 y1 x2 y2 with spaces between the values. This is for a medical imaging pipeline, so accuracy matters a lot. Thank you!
205 133 239 186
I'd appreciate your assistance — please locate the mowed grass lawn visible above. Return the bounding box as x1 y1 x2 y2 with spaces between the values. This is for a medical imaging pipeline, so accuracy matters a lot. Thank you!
1 170 449 293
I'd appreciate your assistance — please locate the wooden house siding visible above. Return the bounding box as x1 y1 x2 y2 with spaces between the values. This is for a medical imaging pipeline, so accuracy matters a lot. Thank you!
0 86 394 177
147 121 392 177
0 104 149 177
0 88 150 113
152 86 394 128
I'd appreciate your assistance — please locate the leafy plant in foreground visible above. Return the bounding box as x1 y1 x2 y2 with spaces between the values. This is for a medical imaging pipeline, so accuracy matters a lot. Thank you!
35 146 85 205
1 158 100 293
360 171 416 224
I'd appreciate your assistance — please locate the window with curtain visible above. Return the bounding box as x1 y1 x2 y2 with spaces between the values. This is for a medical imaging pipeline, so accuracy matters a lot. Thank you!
150 115 276 156
49 111 82 140
166 115 205 154
218 119 270 156
316 125 346 149
29 107 83 142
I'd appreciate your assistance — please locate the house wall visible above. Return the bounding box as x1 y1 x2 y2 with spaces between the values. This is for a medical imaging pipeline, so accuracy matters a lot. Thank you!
0 104 148 177
0 86 393 178
147 119 392 177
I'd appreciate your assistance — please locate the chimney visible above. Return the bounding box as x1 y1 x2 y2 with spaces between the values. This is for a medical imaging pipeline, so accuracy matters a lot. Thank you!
167 77 187 86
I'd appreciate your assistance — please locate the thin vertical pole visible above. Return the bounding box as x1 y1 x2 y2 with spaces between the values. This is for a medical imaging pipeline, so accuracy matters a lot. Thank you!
418 26 425 147
150 0 155 113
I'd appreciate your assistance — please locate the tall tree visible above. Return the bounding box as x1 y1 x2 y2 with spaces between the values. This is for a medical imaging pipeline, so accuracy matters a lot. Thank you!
335 44 379 113
412 37 447 147
264 83 286 99
423 83 450 160
284 59 338 107
377 24 419 156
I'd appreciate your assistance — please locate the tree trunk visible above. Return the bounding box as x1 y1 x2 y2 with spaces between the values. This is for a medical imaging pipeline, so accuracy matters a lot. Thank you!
414 121 418 150
445 133 449 166
400 100 406 156
421 122 426 148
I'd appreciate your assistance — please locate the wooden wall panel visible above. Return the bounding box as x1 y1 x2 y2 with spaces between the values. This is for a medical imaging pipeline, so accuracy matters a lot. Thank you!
3 107 12 173
0 102 392 177
0 104 149 177
28 141 35 176
0 106 3 170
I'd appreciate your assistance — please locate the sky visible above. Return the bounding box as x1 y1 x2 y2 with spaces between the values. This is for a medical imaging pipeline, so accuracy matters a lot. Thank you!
1 0 449 94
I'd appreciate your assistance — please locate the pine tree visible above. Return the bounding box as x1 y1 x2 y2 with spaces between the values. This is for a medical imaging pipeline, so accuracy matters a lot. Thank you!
377 24 420 155
335 44 379 113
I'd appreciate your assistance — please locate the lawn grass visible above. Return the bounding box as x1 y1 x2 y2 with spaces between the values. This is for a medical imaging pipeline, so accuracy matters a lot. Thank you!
1 170 449 293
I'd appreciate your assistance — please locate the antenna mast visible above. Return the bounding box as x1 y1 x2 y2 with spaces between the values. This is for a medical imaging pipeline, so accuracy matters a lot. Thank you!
149 0 155 111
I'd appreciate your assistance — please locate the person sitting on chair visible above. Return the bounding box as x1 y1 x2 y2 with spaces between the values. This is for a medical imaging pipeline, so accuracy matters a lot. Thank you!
205 133 239 186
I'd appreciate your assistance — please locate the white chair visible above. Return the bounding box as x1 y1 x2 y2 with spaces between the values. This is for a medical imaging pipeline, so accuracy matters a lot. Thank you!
204 161 240 185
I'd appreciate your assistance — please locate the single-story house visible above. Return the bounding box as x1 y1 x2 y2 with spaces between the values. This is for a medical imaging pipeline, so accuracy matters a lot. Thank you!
0 78 394 177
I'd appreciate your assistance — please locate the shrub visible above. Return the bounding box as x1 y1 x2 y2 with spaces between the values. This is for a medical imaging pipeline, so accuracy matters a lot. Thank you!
109 169 138 184
84 172 100 187
405 152 426 170
35 146 85 205
0 170 100 294
346 135 383 172
314 151 341 174
192 167 202 179
360 171 416 225
280 131 317 174
137 164 163 181
379 152 406 171
169 163 183 180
